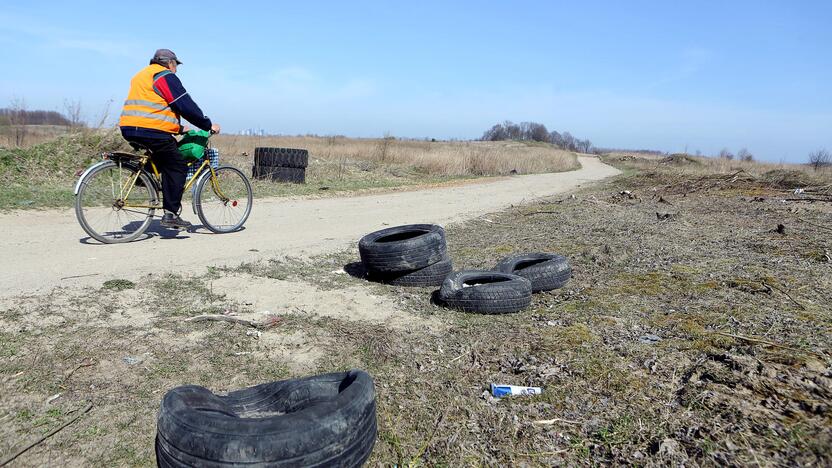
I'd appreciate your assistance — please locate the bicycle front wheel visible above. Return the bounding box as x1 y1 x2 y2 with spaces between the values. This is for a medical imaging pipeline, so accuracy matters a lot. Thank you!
75 160 158 243
194 165 253 233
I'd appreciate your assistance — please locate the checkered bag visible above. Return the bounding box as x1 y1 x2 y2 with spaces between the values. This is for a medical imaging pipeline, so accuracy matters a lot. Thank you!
186 147 220 181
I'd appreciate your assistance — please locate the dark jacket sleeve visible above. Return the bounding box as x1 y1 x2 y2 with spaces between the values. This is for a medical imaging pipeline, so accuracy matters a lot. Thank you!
153 72 213 132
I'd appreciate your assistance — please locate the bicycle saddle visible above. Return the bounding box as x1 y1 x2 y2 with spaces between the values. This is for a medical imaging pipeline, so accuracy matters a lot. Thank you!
129 142 154 154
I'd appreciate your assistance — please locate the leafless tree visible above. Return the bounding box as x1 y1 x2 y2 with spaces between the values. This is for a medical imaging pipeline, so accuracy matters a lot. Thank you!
576 139 594 153
523 122 549 142
375 131 394 162
737 148 753 162
503 121 522 140
548 130 563 148
481 124 507 141
480 121 590 151
8 97 28 147
63 99 83 128
718 148 734 160
809 149 831 171
560 132 576 151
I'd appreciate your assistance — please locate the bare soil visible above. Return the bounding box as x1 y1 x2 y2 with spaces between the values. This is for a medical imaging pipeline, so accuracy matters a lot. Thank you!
0 155 617 296
1 155 830 466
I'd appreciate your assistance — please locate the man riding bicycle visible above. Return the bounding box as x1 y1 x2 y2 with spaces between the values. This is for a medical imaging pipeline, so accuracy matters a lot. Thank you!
119 48 221 230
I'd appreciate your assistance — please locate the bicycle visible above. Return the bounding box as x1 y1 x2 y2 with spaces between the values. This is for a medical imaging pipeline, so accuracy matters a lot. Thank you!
74 138 253 244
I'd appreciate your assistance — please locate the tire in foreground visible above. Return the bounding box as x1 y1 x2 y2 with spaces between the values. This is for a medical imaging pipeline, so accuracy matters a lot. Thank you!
156 369 377 467
368 255 453 287
494 252 571 292
437 270 532 314
359 224 446 273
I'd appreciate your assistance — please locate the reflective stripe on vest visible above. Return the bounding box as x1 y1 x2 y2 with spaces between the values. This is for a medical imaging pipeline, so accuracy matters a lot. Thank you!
120 109 180 125
123 99 169 111
118 64 181 133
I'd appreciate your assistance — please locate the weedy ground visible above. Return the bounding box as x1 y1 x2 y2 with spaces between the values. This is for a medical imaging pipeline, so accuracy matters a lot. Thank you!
1 155 830 466
0 130 578 210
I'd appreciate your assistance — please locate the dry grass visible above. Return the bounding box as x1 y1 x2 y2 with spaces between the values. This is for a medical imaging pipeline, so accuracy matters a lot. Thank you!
1 157 831 466
213 135 579 177
0 131 579 209
608 151 829 179
0 125 73 148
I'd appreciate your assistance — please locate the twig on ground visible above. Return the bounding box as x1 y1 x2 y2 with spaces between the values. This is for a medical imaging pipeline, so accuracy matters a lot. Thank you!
533 418 581 426
762 280 807 310
59 273 100 281
0 401 93 467
523 211 561 216
185 314 281 329
585 197 614 207
475 217 512 227
713 331 823 358
448 352 466 364
784 198 832 203
408 406 449 467
62 359 96 382
518 449 569 457
797 217 832 233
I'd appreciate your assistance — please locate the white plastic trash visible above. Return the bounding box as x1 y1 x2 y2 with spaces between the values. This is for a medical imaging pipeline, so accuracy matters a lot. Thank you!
491 383 543 398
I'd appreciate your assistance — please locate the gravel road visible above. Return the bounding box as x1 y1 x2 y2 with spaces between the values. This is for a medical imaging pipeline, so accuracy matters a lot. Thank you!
0 156 619 295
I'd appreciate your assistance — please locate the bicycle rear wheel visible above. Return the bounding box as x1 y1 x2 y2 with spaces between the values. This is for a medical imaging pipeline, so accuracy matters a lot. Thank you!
75 160 158 243
194 165 253 233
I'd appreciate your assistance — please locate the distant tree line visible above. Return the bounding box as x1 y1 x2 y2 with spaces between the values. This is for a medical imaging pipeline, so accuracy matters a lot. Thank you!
0 108 75 127
481 121 594 153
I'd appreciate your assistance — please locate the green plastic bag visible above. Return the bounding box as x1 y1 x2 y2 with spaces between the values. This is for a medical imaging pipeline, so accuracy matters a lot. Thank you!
178 129 211 160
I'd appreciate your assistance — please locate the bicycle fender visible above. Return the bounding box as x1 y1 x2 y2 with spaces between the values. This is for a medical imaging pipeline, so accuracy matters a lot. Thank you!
74 160 111 195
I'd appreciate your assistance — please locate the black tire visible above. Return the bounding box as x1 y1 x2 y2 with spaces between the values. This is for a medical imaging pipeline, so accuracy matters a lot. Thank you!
253 165 306 183
494 253 572 292
194 165 253 234
438 270 532 314
359 224 446 274
156 370 376 467
369 255 452 287
75 160 159 244
254 147 309 168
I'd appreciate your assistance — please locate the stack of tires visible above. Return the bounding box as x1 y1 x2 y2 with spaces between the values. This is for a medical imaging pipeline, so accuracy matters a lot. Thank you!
437 253 571 314
156 370 377 467
252 147 308 183
354 224 572 314
358 224 452 287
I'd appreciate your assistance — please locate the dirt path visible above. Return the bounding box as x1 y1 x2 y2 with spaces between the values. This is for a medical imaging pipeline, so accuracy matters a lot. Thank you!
0 156 619 296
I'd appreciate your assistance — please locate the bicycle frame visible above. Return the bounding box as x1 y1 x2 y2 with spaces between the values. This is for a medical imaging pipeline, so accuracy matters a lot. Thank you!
116 154 230 211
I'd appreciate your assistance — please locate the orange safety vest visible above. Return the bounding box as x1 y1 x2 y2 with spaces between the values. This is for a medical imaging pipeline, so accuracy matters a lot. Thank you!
119 64 181 133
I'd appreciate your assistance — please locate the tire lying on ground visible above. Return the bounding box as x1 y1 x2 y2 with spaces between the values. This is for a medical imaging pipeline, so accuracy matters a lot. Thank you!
254 147 309 169
252 165 306 183
368 255 452 287
437 270 532 314
494 253 571 292
156 369 376 467
359 224 446 273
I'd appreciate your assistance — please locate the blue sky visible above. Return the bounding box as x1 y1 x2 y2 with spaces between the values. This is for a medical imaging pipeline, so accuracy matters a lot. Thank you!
1 1 830 161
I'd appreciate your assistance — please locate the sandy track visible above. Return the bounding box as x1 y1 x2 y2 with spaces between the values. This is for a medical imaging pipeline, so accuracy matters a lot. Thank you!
0 156 619 296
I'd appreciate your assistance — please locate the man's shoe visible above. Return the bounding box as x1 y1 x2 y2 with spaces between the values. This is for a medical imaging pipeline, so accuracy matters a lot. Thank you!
160 213 192 230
